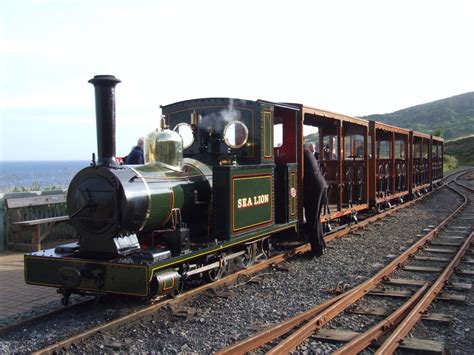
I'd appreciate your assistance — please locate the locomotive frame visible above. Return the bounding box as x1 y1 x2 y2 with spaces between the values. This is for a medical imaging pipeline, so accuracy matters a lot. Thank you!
24 76 444 302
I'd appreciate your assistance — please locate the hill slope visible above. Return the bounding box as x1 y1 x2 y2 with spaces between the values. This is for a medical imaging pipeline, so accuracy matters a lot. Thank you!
444 136 474 165
363 92 474 140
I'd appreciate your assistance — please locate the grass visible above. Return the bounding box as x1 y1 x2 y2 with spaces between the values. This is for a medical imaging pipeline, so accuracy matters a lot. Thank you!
5 182 65 193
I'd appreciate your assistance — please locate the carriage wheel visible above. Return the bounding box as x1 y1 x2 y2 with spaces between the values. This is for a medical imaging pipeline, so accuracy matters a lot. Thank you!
376 203 383 214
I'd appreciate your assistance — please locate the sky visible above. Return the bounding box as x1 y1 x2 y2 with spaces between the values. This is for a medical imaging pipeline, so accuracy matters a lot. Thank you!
1 0 473 161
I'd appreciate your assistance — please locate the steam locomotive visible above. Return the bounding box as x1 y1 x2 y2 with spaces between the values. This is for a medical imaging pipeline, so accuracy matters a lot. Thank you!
24 75 443 304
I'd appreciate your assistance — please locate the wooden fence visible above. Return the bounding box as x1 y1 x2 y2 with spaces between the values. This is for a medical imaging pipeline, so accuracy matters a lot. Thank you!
0 190 76 252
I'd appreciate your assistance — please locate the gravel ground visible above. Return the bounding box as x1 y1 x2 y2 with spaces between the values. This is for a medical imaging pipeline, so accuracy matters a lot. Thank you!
72 187 462 353
0 180 470 354
0 296 155 353
307 178 473 354
406 176 474 355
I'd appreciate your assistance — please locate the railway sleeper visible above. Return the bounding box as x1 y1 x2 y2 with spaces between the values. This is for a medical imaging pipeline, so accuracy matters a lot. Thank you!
368 288 466 305
348 306 453 324
311 329 446 354
383 277 472 291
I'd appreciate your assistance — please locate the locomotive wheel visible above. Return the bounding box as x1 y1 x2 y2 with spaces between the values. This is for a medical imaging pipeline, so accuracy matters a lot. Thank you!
241 243 257 269
205 254 226 282
61 291 71 306
171 276 184 298
258 238 272 260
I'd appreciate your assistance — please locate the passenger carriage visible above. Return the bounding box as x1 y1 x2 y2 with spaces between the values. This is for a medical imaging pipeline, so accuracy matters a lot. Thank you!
410 131 432 196
296 106 369 223
431 135 444 185
369 121 410 210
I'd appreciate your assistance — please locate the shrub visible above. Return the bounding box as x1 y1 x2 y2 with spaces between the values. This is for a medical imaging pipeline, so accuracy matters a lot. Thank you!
443 155 459 172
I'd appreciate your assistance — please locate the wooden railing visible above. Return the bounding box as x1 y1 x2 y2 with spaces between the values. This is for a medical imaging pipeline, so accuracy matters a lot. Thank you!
1 191 76 252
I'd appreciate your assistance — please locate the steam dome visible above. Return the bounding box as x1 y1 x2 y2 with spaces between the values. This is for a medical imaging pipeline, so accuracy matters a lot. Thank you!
151 128 184 171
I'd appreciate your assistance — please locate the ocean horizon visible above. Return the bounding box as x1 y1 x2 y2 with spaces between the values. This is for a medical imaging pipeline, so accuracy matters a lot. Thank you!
0 160 90 193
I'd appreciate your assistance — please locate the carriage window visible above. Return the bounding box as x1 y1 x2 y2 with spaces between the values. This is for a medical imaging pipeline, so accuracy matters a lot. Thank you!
323 135 338 160
345 135 364 159
303 125 319 153
395 140 405 160
432 143 437 156
414 143 421 158
423 142 429 159
377 141 390 159
273 123 283 148
438 145 443 158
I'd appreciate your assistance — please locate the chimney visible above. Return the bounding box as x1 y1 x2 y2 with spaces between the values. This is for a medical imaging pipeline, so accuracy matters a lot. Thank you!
88 75 121 167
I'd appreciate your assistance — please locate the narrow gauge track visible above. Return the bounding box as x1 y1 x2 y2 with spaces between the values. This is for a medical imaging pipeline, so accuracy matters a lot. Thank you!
0 298 95 337
1 170 468 354
218 169 473 354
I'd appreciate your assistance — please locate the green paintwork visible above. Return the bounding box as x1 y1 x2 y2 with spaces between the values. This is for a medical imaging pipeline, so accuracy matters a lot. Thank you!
232 173 273 231
25 256 149 296
213 165 275 238
288 164 298 222
134 164 172 229
263 110 273 159
134 163 206 230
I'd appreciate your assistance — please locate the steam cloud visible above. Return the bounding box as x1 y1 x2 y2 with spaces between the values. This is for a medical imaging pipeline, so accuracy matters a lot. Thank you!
199 99 243 132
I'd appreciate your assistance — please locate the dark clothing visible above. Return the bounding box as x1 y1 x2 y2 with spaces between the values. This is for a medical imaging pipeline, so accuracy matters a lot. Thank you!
124 146 144 165
304 148 328 190
303 148 328 255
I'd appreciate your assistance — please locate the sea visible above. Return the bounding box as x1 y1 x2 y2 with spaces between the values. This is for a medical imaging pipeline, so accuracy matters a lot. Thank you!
0 161 90 193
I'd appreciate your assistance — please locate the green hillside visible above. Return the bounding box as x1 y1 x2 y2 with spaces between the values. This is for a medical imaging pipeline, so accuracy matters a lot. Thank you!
363 92 474 140
444 136 474 166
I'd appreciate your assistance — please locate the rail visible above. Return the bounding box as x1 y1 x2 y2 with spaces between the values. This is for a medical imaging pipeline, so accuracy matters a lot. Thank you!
28 168 472 354
218 168 473 354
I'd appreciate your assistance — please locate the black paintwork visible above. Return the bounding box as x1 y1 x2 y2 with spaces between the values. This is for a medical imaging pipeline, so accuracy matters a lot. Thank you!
88 75 121 167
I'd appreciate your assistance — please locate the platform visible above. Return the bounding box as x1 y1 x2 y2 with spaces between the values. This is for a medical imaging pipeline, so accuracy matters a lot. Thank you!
0 252 58 321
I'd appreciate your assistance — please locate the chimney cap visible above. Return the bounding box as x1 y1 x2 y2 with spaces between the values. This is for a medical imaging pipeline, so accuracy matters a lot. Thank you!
88 75 121 85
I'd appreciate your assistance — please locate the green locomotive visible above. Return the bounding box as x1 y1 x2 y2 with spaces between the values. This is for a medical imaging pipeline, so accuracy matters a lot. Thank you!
24 76 298 303
24 75 444 304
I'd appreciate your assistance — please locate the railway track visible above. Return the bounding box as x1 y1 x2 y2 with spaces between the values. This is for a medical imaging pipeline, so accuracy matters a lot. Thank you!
218 169 473 354
1 169 470 353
